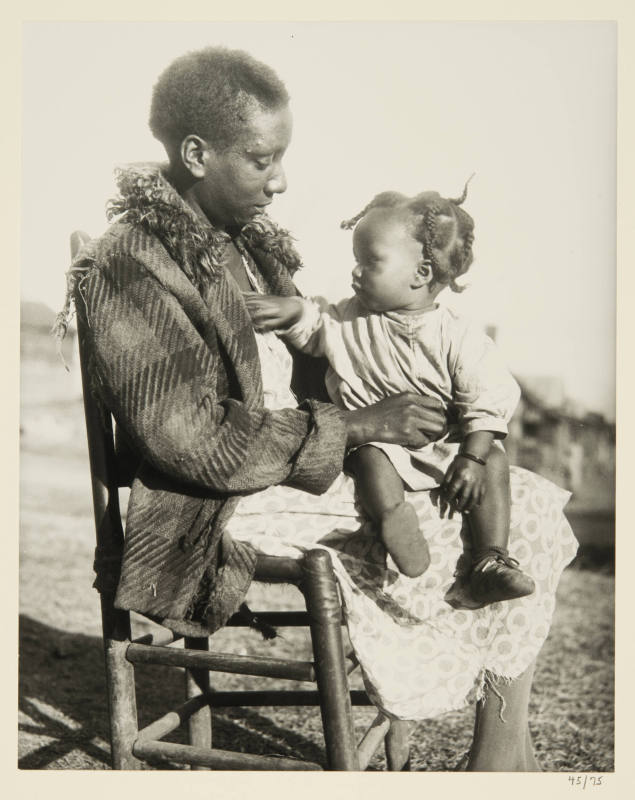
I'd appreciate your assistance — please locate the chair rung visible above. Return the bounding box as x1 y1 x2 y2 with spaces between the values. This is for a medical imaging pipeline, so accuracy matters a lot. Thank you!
346 652 359 674
227 610 310 627
137 694 209 742
357 713 391 770
254 554 303 583
133 739 322 770
208 689 373 707
131 630 183 647
127 642 316 682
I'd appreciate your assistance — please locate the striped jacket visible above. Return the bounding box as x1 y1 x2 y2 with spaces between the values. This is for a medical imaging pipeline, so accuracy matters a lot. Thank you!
70 164 347 635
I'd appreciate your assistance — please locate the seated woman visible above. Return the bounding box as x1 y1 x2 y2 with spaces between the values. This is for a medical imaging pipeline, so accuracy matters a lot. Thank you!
57 47 577 771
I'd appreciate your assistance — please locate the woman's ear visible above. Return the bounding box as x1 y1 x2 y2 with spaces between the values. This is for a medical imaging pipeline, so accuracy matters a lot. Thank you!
180 135 210 179
411 259 434 289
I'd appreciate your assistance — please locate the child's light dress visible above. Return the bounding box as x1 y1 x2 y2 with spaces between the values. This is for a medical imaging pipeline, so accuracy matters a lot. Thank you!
283 296 520 490
225 276 578 721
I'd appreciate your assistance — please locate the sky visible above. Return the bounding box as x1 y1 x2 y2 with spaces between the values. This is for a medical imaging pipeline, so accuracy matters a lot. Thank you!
21 21 616 419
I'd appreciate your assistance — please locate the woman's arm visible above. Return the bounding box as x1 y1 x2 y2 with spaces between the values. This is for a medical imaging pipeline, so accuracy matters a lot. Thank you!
80 256 346 495
81 257 446 498
344 393 447 448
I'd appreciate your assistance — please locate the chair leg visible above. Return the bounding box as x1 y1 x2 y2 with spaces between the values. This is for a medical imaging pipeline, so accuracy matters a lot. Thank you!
101 604 142 769
184 636 213 770
302 549 359 770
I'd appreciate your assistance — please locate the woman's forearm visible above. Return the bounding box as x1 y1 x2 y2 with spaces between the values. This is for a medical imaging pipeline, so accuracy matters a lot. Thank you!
344 407 373 448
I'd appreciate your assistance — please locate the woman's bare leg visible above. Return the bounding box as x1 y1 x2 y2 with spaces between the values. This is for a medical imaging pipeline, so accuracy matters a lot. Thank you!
524 722 541 771
466 660 541 771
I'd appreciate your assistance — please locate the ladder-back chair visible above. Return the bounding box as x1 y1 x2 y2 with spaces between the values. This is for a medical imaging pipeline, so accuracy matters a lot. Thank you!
71 231 409 771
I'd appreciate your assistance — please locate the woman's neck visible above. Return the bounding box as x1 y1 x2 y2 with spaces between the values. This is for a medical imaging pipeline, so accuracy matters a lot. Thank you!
164 163 221 231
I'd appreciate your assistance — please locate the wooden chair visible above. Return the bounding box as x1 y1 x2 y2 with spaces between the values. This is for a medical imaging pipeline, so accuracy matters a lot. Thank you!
71 231 409 771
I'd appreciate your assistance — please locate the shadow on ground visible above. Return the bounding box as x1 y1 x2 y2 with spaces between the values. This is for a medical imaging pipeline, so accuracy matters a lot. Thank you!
570 545 614 573
18 614 327 770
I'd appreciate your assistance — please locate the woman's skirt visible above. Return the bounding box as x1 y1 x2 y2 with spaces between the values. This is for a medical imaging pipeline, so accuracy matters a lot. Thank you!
225 465 578 720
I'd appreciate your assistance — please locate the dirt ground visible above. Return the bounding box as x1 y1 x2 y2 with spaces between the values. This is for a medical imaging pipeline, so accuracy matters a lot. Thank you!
18 347 615 772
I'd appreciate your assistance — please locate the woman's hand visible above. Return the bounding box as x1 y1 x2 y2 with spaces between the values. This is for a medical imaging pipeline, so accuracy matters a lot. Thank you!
442 456 487 514
345 393 447 449
243 293 304 331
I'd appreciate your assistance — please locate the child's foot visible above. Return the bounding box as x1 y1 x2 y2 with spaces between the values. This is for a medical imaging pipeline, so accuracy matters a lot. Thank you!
379 501 430 577
468 548 535 607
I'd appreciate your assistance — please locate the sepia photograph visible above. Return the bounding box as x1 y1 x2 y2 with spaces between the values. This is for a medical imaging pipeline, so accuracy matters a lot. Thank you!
18 17 616 781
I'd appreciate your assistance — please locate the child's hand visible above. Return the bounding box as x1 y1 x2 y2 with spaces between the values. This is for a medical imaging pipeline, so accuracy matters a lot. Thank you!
243 293 304 331
442 455 487 514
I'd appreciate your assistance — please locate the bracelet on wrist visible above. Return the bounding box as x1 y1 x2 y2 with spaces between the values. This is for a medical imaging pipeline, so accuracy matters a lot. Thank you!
458 451 487 466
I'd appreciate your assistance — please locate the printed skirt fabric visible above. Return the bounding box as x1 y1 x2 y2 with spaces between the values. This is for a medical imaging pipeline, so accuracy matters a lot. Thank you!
225 465 578 720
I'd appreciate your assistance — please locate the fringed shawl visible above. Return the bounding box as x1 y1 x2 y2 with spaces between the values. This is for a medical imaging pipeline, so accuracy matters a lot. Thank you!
55 162 303 342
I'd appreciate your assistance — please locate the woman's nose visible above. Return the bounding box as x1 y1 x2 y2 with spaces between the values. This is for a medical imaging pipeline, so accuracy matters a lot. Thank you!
265 163 287 196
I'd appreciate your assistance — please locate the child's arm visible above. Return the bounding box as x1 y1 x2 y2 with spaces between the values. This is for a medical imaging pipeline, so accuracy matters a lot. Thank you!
243 293 305 331
244 293 349 364
441 320 519 513
449 320 521 440
347 445 406 521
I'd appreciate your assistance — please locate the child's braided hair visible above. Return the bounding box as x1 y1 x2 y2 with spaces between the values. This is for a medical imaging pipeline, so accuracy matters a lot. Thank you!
341 177 475 293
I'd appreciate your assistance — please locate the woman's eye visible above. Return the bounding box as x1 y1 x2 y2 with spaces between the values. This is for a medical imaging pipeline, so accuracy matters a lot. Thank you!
253 157 273 170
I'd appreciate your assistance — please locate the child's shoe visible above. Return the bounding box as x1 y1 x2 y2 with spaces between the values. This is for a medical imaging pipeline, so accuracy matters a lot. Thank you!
468 547 535 607
445 547 534 610
380 501 430 578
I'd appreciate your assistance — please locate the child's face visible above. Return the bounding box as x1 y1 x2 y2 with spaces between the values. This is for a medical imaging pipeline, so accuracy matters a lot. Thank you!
351 209 424 312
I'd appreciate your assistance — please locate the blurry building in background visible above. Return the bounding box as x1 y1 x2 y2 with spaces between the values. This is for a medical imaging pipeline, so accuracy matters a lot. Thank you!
506 376 615 514
485 325 615 554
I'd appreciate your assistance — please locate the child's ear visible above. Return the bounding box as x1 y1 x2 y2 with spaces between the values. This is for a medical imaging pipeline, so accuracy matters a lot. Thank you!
411 260 434 288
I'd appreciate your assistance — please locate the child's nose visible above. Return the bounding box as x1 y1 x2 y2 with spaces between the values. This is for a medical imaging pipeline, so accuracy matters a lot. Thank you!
352 264 362 279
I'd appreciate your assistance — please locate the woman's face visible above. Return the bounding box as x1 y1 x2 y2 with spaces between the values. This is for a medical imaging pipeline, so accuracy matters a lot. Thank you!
193 103 292 229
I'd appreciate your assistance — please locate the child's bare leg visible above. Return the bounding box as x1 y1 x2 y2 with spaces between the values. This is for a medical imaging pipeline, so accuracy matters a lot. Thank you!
348 445 430 577
469 447 511 553
467 448 534 605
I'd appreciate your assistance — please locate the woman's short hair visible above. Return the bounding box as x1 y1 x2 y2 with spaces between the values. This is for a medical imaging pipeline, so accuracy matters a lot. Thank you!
149 46 289 154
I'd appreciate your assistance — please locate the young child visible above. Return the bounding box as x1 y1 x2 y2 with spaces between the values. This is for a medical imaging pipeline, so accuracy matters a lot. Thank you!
244 185 535 609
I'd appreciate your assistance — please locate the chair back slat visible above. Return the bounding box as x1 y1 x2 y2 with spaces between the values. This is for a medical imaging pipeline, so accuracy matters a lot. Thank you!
71 232 125 557
77 318 125 553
